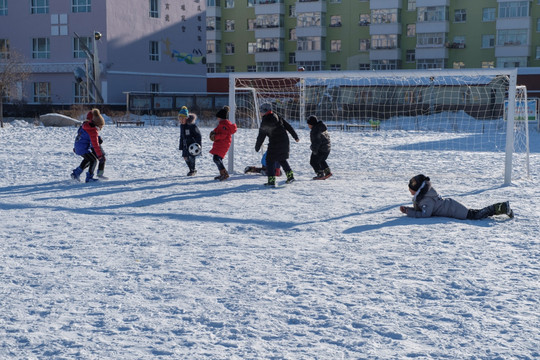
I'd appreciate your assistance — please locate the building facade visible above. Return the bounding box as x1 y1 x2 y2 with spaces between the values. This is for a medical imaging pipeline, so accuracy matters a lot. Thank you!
0 0 207 106
205 0 540 73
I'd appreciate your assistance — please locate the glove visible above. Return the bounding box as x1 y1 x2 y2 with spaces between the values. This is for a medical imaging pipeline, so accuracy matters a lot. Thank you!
209 131 215 141
98 136 103 144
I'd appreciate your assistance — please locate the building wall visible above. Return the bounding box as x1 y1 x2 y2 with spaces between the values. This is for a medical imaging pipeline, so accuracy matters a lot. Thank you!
0 0 206 106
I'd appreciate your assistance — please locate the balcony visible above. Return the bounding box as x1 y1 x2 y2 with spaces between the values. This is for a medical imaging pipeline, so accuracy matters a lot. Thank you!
445 42 465 49
417 0 449 6
255 50 285 63
295 50 325 62
255 2 284 15
369 0 401 9
296 1 326 14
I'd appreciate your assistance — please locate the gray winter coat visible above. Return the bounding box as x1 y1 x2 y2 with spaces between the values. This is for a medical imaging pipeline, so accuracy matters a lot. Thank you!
404 183 469 219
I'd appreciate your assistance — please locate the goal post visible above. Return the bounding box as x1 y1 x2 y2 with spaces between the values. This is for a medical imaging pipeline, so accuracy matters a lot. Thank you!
228 68 520 184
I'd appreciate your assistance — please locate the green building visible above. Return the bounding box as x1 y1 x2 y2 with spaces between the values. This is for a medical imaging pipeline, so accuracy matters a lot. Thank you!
205 0 540 72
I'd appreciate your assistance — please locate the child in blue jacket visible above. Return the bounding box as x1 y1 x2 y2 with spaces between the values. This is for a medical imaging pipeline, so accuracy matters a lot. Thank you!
178 106 202 176
71 109 105 183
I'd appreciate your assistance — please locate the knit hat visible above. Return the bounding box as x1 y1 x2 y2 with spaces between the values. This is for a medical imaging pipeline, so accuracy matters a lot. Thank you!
216 105 229 119
408 174 429 191
178 106 189 117
307 115 318 126
259 103 272 113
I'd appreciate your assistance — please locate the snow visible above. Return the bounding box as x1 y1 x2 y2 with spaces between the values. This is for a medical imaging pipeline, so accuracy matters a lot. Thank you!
1 118 539 359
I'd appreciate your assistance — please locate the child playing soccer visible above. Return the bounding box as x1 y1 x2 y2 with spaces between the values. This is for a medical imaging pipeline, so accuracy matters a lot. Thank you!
399 174 514 219
209 106 237 181
307 115 332 180
71 109 105 183
178 106 202 176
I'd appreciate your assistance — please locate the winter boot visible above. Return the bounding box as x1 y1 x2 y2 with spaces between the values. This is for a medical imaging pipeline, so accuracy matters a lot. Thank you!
214 168 229 181
495 201 514 218
187 169 197 176
323 167 333 179
71 167 83 181
244 166 256 174
85 172 99 183
285 170 295 184
97 169 109 180
313 171 325 180
264 176 276 187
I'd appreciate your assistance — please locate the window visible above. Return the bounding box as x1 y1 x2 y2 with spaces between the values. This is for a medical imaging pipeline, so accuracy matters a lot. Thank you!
417 6 447 22
247 0 255 7
207 17 220 31
482 8 495 22
537 19 540 32
225 19 235 31
330 40 341 52
256 38 280 52
499 2 529 18
416 58 444 70
329 0 341 3
371 34 398 50
297 37 322 51
289 28 296 41
497 29 528 46
149 0 159 18
371 9 398 24
225 42 235 54
297 12 322 27
289 5 295 17
482 61 494 69
224 0 234 9
256 14 280 28
497 56 527 68
536 47 540 59
247 19 255 31
453 61 465 69
454 9 466 23
359 14 370 26
0 39 9 59
247 65 256 72
359 63 370 71
0 0 7 15
149 41 160 61
407 24 416 37
359 39 370 51
482 35 495 48
225 66 235 73
206 63 219 73
150 83 160 92
330 15 341 27
371 59 400 70
74 82 89 103
34 82 51 103
247 42 256 54
32 38 50 58
417 33 445 47
31 0 49 14
288 52 296 65
72 0 91 13
330 64 341 71
406 49 415 62
407 0 416 11
257 62 281 72
207 40 220 54
73 36 91 58
207 0 220 6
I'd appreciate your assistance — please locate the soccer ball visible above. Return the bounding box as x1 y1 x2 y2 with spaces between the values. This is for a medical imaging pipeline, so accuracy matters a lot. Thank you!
188 143 201 156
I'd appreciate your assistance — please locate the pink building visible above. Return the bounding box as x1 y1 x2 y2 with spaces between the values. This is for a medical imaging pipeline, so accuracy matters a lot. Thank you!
0 0 207 106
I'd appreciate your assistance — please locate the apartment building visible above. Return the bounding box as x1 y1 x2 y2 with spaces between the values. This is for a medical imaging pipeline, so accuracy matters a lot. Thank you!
0 0 206 106
205 0 540 73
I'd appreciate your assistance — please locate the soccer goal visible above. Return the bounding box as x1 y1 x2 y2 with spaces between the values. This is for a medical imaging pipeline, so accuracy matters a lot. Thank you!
228 68 523 184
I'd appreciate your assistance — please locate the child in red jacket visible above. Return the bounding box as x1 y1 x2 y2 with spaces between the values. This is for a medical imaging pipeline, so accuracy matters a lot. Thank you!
71 109 105 183
209 106 237 181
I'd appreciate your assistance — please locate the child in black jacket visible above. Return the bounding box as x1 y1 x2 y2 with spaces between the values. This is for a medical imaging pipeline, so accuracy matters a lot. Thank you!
307 115 332 180
178 106 202 176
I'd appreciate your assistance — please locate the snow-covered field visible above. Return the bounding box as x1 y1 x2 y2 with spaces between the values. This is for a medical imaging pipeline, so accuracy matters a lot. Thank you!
0 118 539 359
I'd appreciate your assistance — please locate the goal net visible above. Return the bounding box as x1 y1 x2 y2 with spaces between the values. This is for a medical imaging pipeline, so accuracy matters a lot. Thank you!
228 69 522 184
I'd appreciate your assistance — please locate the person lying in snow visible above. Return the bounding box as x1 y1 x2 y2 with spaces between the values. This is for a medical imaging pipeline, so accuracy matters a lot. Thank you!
399 174 514 219
244 151 281 176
